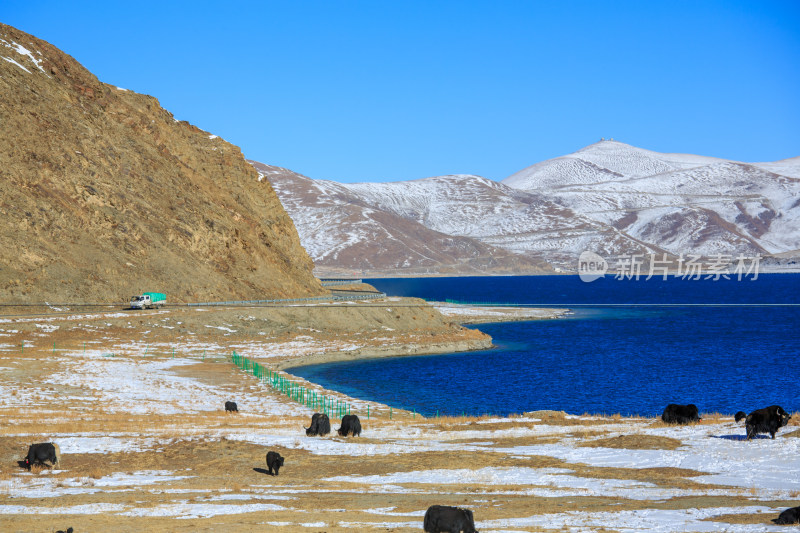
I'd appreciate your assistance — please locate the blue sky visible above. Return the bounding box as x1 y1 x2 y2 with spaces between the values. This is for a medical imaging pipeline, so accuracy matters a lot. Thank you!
4 1 799 182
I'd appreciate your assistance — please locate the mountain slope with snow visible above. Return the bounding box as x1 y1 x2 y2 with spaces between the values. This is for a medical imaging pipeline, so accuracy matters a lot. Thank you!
250 162 550 274
503 141 800 261
252 141 799 274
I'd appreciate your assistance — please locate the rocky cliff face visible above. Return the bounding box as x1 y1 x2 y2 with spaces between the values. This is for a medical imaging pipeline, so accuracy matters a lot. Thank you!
0 23 323 302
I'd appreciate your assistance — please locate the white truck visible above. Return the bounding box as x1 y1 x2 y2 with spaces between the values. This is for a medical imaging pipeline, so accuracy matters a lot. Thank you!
130 292 166 310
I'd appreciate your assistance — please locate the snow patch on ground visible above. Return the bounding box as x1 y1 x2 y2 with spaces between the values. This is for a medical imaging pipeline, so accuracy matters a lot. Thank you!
479 506 785 532
41 352 308 416
0 470 191 499
325 466 754 500
0 503 127 515
496 421 800 497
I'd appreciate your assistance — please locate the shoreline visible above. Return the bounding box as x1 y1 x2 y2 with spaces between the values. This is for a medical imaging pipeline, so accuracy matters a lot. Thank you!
279 336 494 371
432 302 570 324
313 268 800 278
274 304 570 417
278 304 569 370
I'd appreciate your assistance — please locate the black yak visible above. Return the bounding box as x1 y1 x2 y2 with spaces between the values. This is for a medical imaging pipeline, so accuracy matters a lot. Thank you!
305 413 331 436
424 505 478 533
661 404 700 425
773 506 800 525
337 414 362 437
266 451 284 476
739 405 791 440
24 442 60 470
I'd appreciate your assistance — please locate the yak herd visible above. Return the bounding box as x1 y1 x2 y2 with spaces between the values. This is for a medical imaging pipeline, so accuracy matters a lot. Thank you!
16 401 798 531
660 403 796 527
226 406 364 477
661 403 792 440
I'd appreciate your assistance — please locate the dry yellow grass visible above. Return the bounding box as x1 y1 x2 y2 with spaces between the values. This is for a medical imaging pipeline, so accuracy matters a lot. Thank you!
699 411 728 421
578 434 683 450
705 511 780 525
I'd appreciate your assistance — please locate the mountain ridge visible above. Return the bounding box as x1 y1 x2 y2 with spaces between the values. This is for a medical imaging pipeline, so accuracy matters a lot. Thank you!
249 162 551 275
256 140 799 274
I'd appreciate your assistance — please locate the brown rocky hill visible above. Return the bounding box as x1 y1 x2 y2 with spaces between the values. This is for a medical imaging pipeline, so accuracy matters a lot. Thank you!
0 23 323 303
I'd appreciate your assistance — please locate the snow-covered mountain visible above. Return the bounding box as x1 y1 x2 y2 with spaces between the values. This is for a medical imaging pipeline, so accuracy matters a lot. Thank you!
251 141 800 274
249 162 551 275
504 141 800 261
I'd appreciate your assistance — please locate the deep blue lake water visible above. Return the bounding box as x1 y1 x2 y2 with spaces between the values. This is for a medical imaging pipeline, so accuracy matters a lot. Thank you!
292 274 800 417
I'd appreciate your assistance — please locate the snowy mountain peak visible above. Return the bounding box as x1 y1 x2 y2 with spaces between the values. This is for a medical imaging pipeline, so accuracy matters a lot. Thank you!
503 140 728 191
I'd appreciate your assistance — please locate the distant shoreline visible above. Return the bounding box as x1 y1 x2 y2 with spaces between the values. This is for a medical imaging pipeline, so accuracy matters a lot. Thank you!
323 268 800 279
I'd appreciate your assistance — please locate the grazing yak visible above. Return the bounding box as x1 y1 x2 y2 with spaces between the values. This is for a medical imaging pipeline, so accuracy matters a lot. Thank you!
24 442 60 470
424 505 478 533
56 529 73 533
774 506 800 525
661 404 701 425
224 401 238 413
739 405 791 440
266 451 284 476
305 413 331 436
337 414 362 437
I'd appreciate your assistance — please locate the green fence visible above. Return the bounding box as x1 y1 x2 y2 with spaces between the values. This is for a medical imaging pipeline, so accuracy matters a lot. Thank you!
230 351 353 419
227 351 469 420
